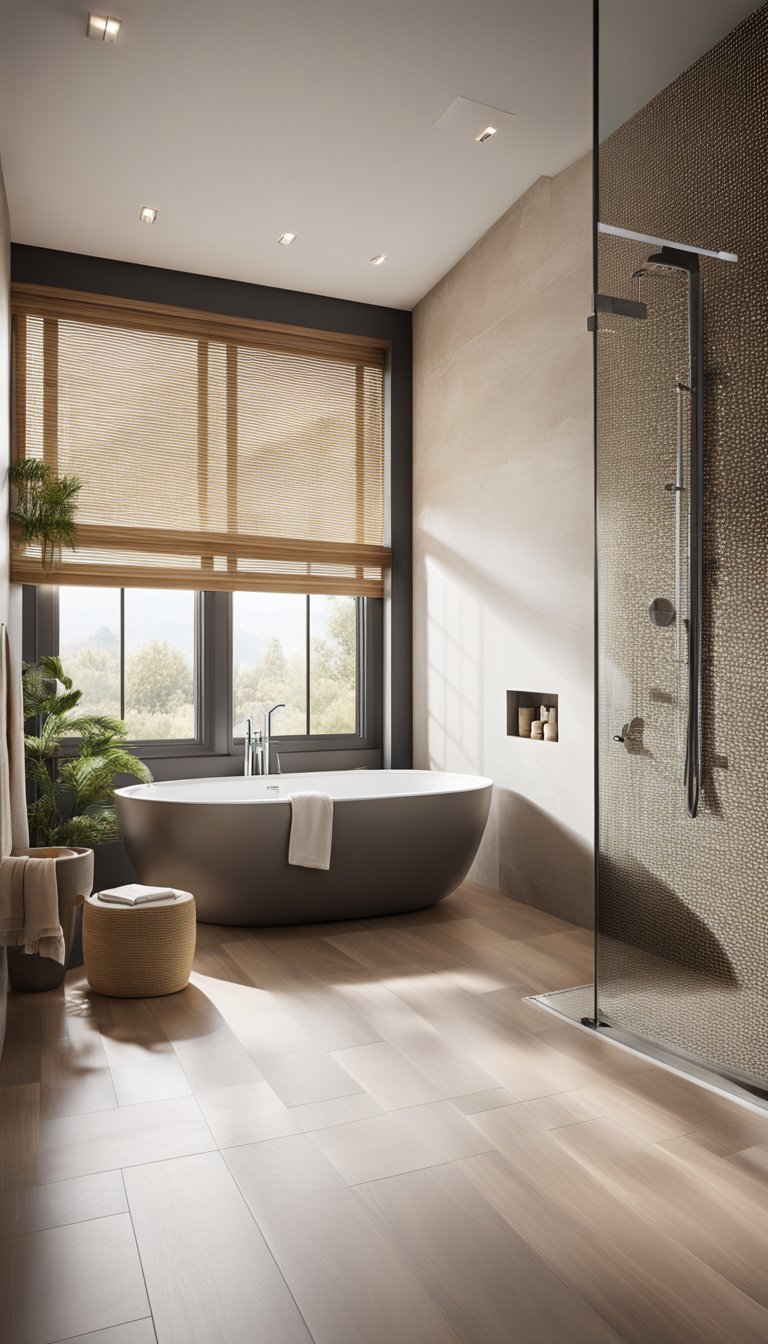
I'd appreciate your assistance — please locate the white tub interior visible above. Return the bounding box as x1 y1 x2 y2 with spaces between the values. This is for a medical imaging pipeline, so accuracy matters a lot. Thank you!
118 769 493 805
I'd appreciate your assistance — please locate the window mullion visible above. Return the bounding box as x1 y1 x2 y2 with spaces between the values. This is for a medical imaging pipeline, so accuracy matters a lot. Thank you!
119 588 126 720
306 594 311 736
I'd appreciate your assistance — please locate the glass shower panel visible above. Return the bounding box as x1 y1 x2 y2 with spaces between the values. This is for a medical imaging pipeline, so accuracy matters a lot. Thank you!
593 0 768 1091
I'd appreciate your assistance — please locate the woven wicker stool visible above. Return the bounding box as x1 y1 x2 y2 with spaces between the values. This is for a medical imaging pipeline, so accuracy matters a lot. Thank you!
83 889 196 998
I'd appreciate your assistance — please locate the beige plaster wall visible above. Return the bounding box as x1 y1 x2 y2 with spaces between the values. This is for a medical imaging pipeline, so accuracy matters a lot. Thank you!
412 154 594 926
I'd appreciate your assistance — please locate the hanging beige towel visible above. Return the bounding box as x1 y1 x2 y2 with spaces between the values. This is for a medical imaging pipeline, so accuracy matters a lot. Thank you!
0 623 30 858
288 791 334 871
0 853 65 963
0 625 62 962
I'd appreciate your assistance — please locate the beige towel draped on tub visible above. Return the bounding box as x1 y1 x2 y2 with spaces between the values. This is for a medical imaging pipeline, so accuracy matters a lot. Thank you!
0 624 64 964
288 791 334 871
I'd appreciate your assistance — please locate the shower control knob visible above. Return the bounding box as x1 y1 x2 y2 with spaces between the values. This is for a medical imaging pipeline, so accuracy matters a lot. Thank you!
613 734 625 743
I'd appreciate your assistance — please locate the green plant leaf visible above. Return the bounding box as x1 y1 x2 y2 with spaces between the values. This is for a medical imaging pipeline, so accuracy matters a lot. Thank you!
23 655 153 847
38 656 74 692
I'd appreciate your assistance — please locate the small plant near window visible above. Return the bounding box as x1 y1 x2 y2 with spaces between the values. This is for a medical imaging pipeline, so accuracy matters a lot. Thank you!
9 458 83 572
22 655 152 847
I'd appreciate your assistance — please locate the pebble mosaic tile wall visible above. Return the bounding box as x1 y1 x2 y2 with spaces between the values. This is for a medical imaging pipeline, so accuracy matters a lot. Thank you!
595 4 768 1085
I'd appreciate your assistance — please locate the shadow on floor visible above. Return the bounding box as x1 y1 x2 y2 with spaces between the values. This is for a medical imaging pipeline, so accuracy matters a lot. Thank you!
598 853 738 984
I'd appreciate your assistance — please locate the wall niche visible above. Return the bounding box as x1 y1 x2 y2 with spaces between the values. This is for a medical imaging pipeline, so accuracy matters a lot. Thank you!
506 690 559 740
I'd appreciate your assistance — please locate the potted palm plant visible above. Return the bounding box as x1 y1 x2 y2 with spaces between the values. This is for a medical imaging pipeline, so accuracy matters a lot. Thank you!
9 458 83 572
7 655 152 991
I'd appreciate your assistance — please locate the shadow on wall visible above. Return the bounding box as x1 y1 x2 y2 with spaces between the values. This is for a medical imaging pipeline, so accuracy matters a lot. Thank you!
415 530 594 929
417 530 590 774
494 787 594 929
598 853 738 983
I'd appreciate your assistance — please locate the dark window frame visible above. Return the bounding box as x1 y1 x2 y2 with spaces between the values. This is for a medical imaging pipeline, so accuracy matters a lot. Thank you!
22 586 383 764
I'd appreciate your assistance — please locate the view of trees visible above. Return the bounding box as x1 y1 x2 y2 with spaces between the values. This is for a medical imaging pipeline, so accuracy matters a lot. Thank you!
233 595 357 737
65 594 357 742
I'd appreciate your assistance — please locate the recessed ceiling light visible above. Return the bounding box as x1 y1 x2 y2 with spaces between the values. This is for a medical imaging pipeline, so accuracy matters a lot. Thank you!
434 97 515 141
277 233 297 247
139 206 157 224
87 13 121 42
370 254 388 266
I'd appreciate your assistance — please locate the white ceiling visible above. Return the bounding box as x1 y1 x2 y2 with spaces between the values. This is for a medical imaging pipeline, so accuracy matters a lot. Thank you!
0 1 760 311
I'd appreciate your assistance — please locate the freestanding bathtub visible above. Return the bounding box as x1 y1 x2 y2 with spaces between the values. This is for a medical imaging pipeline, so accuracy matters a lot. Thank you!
115 769 493 925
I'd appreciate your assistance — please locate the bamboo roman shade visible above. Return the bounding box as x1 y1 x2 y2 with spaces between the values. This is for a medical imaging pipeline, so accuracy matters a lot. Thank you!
10 285 390 596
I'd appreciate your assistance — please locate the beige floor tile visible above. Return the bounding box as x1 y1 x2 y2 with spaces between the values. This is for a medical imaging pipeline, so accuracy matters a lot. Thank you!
358 1162 622 1344
0 1041 41 1088
189 971 278 1018
168 1023 265 1092
59 1322 156 1344
0 1170 126 1239
229 1008 319 1057
393 1100 496 1162
452 1088 518 1114
124 1151 311 1344
224 1135 461 1344
195 1081 300 1147
257 1047 363 1107
330 1040 444 1109
110 1056 192 1107
40 1095 215 1183
0 1213 149 1344
40 1037 117 1119
461 1141 768 1344
0 1083 40 1192
289 1092 384 1132
308 1112 444 1184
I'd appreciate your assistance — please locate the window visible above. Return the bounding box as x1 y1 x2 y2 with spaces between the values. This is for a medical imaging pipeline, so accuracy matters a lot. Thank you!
48 585 367 749
58 587 198 742
233 593 359 738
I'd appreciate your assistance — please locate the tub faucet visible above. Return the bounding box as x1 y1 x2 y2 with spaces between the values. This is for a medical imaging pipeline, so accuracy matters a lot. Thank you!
244 717 264 776
264 703 285 775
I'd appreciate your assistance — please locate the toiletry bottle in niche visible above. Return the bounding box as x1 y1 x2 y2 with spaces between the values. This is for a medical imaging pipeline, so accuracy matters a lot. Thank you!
518 707 536 738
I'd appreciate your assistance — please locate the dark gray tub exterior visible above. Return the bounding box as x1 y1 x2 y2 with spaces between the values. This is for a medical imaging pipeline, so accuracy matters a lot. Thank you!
115 770 493 925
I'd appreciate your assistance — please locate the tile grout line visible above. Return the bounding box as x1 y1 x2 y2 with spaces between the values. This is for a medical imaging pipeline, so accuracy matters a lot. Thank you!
51 1315 156 1344
120 1167 158 1343
218 1150 321 1344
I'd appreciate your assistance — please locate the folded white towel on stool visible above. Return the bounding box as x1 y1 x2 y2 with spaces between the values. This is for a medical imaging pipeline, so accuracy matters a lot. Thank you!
288 791 333 871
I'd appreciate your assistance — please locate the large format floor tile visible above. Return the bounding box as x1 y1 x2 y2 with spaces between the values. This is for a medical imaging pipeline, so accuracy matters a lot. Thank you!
0 1170 127 1240
0 1212 149 1344
224 1136 461 1344
39 1095 216 1183
195 1081 300 1147
124 1151 311 1344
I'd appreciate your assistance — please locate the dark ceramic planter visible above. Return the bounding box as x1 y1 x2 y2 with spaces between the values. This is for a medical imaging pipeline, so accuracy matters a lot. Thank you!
7 847 94 992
